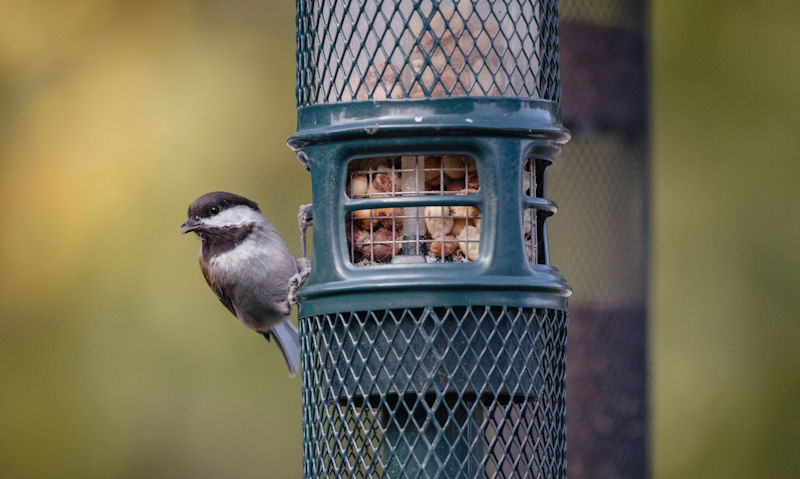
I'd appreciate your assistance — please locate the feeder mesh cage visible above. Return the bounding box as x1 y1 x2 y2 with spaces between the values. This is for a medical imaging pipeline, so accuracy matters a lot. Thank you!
296 0 560 105
301 306 566 477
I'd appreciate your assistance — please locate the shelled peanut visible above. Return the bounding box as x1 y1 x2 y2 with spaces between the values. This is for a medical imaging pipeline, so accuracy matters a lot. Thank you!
428 235 458 259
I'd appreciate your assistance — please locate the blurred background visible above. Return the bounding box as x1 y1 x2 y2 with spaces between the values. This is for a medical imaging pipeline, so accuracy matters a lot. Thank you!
0 1 798 478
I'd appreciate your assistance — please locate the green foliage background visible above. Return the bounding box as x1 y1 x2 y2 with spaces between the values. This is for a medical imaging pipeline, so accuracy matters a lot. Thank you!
0 1 797 477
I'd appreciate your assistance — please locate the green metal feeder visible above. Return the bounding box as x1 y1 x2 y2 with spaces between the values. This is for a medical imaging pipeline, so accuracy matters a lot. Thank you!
289 1 570 477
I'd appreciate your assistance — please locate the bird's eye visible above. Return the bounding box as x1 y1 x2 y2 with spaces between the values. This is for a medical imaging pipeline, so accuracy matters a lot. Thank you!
209 205 220 216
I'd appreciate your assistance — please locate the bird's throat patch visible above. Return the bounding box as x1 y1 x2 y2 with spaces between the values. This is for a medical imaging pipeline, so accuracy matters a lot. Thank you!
201 224 255 258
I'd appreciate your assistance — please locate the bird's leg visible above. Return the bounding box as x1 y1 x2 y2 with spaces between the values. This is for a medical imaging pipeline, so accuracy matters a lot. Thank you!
297 203 313 260
288 203 313 306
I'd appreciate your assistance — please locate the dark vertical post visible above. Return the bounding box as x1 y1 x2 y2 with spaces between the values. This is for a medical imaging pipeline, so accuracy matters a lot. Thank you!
555 1 650 477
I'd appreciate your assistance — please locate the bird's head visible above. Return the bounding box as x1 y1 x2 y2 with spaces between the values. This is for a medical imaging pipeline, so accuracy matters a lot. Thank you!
181 191 262 239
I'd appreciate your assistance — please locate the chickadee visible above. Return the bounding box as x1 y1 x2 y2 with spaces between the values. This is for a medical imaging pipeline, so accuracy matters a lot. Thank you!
181 191 300 376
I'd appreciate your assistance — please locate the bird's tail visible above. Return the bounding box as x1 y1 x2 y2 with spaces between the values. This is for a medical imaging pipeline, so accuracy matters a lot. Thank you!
266 321 301 377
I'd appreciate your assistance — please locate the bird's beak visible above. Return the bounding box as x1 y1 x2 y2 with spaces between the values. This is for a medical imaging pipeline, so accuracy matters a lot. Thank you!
180 218 202 234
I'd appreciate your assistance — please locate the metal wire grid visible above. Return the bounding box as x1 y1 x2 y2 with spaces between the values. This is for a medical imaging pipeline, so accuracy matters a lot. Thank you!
346 156 482 265
548 136 647 306
347 213 482 265
296 0 560 105
347 156 480 198
344 156 551 266
300 306 567 478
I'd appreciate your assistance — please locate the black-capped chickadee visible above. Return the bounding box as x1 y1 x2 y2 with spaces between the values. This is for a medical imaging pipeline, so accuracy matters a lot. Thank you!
181 191 300 376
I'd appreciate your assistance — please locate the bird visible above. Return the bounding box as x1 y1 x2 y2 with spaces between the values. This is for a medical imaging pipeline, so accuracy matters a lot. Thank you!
181 191 301 376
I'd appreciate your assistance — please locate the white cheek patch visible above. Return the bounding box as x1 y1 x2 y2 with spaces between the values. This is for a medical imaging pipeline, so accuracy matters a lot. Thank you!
202 205 262 229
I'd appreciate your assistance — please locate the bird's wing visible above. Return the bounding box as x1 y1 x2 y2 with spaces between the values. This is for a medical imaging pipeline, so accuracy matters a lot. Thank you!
200 259 237 317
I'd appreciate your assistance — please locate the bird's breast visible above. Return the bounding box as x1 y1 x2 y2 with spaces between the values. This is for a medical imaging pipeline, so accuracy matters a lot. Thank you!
207 239 263 272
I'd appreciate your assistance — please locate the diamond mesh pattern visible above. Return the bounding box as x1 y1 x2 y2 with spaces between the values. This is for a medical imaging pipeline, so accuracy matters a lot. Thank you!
300 306 567 478
296 0 560 105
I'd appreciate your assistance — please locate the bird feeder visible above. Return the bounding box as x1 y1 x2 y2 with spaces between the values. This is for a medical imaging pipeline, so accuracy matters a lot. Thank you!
289 1 570 477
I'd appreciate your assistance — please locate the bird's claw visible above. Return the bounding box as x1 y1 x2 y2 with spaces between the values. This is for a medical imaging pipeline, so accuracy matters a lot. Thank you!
289 203 313 307
288 258 311 307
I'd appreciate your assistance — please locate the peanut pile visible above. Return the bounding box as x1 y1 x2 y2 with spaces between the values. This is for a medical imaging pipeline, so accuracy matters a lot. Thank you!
346 156 481 265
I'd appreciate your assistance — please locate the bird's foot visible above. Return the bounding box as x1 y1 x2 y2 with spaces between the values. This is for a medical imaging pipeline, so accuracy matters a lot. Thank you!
288 257 311 307
289 204 313 307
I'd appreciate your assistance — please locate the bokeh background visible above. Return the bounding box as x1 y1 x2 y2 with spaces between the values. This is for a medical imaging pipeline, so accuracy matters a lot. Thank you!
0 1 798 478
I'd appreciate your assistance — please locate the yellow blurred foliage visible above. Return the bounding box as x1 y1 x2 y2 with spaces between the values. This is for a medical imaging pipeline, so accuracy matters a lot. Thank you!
1 1 304 478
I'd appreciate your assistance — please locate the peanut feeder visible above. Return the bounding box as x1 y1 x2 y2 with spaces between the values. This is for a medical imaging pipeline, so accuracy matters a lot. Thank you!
289 1 570 477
